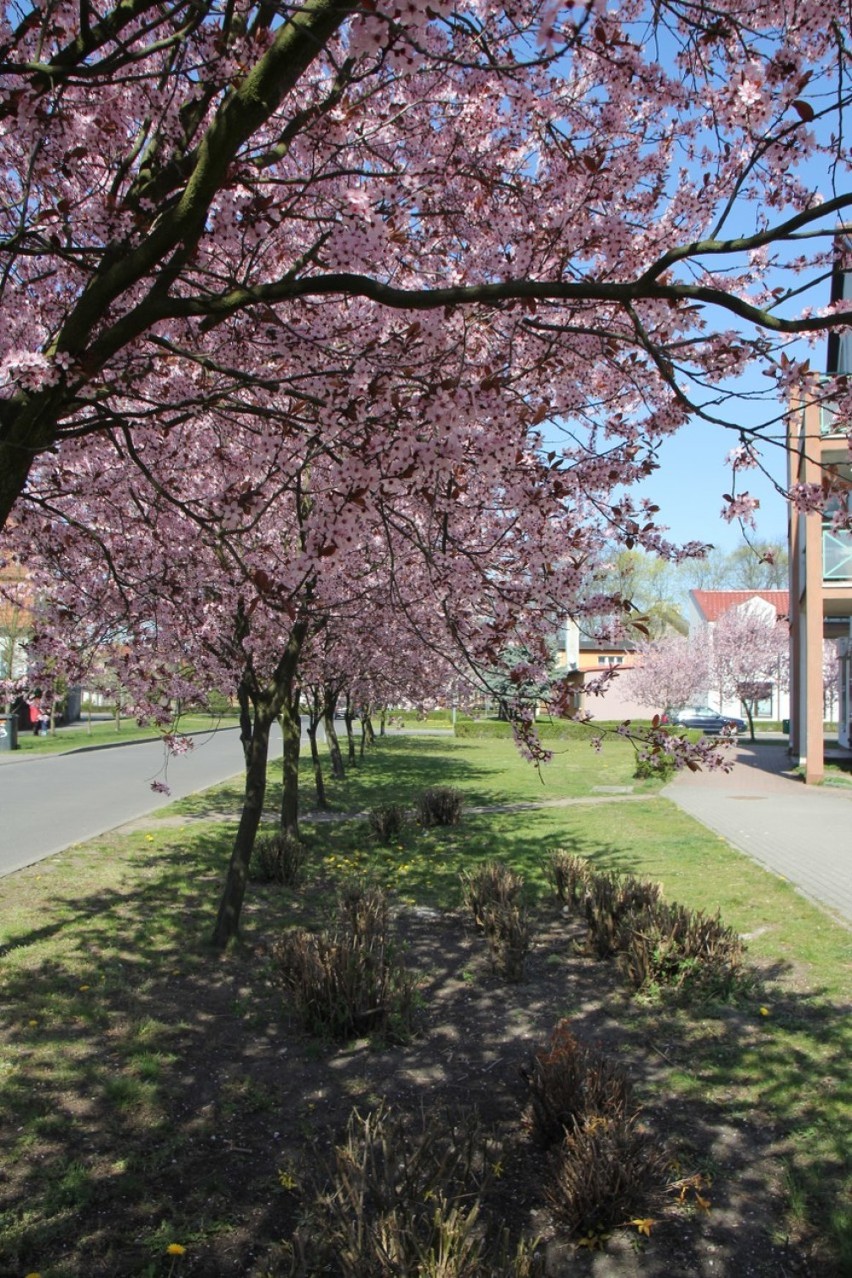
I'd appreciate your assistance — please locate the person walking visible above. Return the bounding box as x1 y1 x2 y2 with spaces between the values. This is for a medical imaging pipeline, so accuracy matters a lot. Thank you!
28 700 41 736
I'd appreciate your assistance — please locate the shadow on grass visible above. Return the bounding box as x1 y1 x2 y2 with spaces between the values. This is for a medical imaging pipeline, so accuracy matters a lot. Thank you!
1 810 849 1276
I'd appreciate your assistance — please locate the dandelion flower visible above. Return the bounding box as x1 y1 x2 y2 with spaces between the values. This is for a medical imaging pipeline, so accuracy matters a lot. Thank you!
759 1006 770 1017
166 1243 186 1255
78 984 90 991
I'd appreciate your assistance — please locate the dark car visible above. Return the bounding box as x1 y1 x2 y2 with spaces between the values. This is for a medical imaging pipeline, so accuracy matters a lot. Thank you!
662 705 746 735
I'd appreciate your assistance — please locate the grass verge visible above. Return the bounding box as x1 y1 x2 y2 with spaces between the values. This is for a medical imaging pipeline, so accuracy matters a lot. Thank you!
0 732 848 1275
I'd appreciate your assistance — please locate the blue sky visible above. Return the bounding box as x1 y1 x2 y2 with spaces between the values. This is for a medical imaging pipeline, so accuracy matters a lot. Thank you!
639 418 789 554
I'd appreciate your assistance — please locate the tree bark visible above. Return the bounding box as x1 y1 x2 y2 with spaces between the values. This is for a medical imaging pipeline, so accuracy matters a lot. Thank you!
308 722 326 807
344 705 357 765
211 702 275 948
280 689 301 837
212 620 307 948
323 688 345 779
360 710 375 758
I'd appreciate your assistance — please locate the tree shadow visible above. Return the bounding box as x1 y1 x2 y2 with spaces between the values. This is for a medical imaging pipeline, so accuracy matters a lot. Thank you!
1 816 848 1276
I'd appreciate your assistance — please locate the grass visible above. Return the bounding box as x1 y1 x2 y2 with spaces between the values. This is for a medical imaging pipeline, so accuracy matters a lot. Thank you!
0 731 849 1274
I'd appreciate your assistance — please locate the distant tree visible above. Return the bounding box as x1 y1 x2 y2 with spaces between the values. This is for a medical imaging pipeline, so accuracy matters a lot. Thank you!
712 605 789 741
622 631 713 716
725 542 789 591
686 548 734 594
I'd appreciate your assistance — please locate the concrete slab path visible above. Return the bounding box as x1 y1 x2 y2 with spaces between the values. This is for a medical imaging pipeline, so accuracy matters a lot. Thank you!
663 739 852 928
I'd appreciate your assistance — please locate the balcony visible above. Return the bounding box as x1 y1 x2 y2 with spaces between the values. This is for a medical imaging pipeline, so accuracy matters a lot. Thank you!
823 527 852 581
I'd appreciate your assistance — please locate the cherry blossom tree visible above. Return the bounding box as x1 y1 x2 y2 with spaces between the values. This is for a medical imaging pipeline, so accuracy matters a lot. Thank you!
6 0 852 941
711 604 790 740
622 630 713 716
2 0 852 540
9 361 619 942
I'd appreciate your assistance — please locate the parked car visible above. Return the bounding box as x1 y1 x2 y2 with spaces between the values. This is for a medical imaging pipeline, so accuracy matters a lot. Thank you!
661 705 746 734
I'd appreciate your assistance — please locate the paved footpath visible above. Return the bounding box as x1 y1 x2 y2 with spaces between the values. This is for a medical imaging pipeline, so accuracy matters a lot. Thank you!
663 740 852 928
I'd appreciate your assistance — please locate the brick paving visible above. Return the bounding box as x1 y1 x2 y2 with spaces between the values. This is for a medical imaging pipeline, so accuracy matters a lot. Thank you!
663 739 852 928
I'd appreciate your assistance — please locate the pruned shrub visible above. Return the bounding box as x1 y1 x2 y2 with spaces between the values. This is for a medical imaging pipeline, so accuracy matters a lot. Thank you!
417 785 463 827
582 871 662 959
461 861 531 980
288 1104 540 1278
616 900 749 1000
546 1112 669 1237
546 849 591 906
558 855 749 1003
482 900 531 982
367 802 407 844
523 1021 632 1148
251 830 306 886
460 860 524 930
272 885 416 1041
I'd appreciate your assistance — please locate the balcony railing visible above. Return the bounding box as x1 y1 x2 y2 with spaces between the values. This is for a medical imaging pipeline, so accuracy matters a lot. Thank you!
823 527 852 581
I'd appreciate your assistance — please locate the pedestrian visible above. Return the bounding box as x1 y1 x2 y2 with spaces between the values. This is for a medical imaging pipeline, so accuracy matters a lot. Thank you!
29 699 41 736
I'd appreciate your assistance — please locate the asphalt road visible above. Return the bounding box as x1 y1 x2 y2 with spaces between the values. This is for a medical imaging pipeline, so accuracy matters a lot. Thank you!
0 726 255 877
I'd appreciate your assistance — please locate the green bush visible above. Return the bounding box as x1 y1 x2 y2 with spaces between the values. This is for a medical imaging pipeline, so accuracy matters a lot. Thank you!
272 885 416 1041
453 718 656 740
634 753 678 781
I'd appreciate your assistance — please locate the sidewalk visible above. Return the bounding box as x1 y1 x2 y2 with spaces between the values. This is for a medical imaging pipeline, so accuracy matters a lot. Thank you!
663 739 852 928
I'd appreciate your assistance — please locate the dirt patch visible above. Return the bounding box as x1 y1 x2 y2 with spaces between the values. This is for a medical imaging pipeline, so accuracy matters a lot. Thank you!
0 895 836 1277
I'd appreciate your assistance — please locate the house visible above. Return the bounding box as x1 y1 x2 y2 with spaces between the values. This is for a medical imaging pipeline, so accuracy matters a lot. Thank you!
784 239 852 783
687 589 791 724
555 618 649 721
0 560 31 685
787 395 852 783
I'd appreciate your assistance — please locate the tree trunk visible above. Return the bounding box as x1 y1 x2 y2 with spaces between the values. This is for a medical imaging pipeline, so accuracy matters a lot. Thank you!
211 703 274 948
360 711 375 758
344 708 357 765
744 702 756 742
323 690 345 779
308 722 326 807
212 619 308 948
280 690 301 837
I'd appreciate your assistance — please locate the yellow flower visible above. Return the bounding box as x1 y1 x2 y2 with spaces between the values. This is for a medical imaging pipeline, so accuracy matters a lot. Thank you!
78 984 90 991
277 1167 298 1190
28 1019 38 1027
759 1006 771 1017
166 1243 186 1255
630 1218 654 1236
145 834 154 842
24 1271 42 1277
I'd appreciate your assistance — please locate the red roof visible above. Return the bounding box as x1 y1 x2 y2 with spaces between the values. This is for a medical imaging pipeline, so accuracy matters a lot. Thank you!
690 589 789 622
